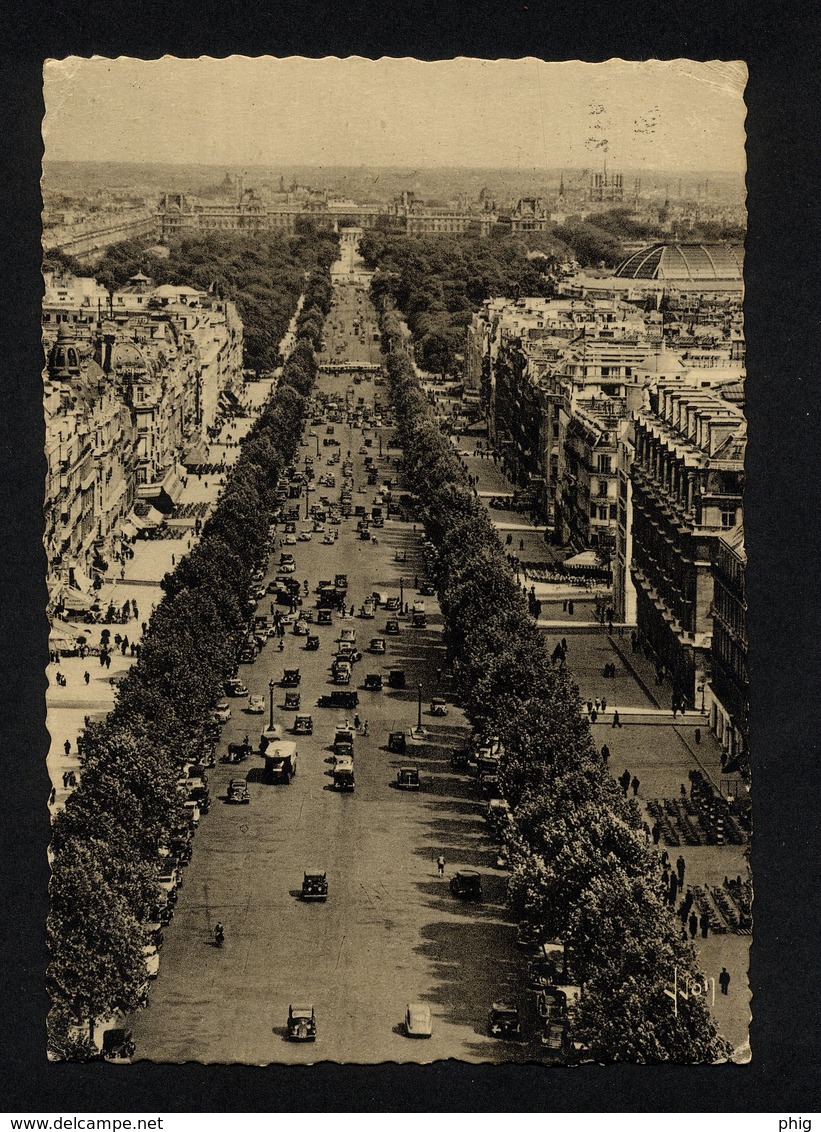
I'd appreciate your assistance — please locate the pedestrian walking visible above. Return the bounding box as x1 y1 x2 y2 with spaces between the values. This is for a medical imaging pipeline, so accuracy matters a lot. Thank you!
437 855 445 877
586 699 593 715
661 850 670 870
719 967 730 995
64 739 71 756
601 696 607 713
700 912 710 939
669 873 679 905
49 786 56 806
612 710 622 728
600 743 610 764
631 775 640 797
83 670 90 684
694 727 701 745
62 771 70 789
567 599 574 615
688 912 698 939
619 769 631 796
651 821 661 845
676 855 686 885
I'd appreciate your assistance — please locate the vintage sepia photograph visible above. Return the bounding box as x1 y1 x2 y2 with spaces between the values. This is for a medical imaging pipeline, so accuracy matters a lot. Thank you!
41 55 749 1066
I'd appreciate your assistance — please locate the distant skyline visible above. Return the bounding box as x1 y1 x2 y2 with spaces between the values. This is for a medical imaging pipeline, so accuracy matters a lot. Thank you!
43 57 746 174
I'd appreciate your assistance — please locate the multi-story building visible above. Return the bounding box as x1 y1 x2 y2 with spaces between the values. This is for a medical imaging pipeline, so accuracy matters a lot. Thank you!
708 525 748 768
43 205 160 263
43 271 244 605
630 383 746 706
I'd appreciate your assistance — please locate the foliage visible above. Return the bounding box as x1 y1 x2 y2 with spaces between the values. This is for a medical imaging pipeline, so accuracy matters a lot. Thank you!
376 297 731 1064
48 248 335 1056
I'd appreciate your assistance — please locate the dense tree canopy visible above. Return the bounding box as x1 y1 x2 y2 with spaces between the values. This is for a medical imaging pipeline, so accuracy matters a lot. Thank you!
47 248 335 1056
375 297 730 1064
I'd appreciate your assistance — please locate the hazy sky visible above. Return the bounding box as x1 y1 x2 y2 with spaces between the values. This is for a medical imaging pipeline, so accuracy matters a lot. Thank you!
43 56 747 172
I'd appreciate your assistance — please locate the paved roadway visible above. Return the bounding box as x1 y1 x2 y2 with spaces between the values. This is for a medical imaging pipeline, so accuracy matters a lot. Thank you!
131 270 531 1064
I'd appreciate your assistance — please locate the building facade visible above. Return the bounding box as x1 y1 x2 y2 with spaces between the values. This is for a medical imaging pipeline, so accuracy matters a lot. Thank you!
630 384 745 706
708 526 748 768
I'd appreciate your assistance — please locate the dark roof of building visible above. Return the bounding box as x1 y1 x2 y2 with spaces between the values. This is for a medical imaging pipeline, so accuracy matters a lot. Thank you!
614 243 744 283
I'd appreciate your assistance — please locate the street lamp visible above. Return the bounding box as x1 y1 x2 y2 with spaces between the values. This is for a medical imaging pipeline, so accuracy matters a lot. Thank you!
399 577 404 610
417 682 423 731
315 434 320 456
268 679 276 732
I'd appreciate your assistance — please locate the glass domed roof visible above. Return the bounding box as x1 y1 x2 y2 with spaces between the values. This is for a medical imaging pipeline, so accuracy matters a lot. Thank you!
614 243 744 282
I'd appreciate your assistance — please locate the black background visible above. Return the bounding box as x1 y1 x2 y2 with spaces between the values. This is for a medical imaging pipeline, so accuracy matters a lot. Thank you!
1 0 819 1112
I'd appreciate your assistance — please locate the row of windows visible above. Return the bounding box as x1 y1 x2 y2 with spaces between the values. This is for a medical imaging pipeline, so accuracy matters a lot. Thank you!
590 503 618 521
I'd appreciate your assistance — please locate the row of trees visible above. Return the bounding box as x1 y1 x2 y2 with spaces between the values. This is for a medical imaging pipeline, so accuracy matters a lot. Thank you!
44 222 340 374
46 256 336 1059
377 302 731 1063
359 232 561 375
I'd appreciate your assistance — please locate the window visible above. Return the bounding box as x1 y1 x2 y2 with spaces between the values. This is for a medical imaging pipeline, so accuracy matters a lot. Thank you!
590 504 598 518
598 479 609 497
597 454 612 474
599 505 609 521
720 507 737 529
610 504 618 521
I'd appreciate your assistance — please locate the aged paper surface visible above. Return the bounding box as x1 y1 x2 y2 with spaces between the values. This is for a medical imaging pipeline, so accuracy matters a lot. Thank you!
42 57 748 1065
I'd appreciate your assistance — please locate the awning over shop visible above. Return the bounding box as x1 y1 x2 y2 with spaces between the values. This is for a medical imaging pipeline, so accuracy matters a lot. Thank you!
562 550 600 568
182 444 209 469
136 470 183 514
59 587 95 611
120 520 138 539
128 506 163 530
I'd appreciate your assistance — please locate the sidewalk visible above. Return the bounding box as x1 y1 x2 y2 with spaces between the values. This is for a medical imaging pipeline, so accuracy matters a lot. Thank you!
45 369 285 809
432 399 751 1057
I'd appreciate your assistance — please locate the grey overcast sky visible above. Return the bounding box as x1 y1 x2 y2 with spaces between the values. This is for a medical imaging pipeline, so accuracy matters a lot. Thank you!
43 56 747 172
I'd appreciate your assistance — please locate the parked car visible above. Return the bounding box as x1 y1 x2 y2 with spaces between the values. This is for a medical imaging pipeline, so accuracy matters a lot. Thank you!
318 690 359 710
388 731 407 754
363 673 383 692
284 691 301 711
301 868 328 901
281 668 301 687
429 697 448 716
224 678 249 698
405 1002 432 1038
287 1004 317 1042
227 778 250 804
293 714 313 735
369 637 386 654
305 634 320 650
385 596 401 612
211 702 231 724
396 766 420 790
385 619 400 636
387 669 406 689
246 694 265 714
488 1002 522 1040
450 869 483 901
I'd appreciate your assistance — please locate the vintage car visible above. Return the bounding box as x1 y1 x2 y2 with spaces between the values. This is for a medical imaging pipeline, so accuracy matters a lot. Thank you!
429 697 448 716
333 727 355 752
405 1002 432 1038
333 662 352 685
385 619 400 636
246 694 265 715
388 731 407 754
488 1002 522 1041
281 668 301 687
387 669 406 689
318 689 359 710
339 627 356 643
450 869 483 902
411 611 427 629
363 673 383 692
238 644 258 664
101 1027 135 1062
361 599 376 619
396 766 420 790
287 1004 317 1042
369 637 386 654
419 582 436 597
284 691 301 711
263 742 298 784
301 868 328 901
224 678 249 698
332 756 355 792
293 714 313 735
211 702 232 724
227 777 250 804
305 634 320 651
